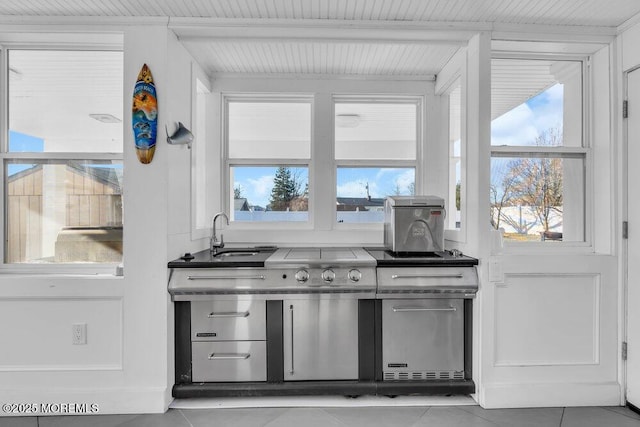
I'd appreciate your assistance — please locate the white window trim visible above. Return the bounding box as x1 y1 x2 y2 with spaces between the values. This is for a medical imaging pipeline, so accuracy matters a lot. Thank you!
332 94 423 231
221 94 314 230
220 93 424 233
489 55 594 253
441 77 466 244
191 63 213 241
0 44 124 274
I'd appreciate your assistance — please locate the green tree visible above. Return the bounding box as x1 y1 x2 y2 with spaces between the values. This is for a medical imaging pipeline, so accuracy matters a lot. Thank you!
234 185 243 199
269 167 302 211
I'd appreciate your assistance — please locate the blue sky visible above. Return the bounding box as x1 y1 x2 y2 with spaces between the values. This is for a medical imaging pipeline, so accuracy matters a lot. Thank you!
491 83 564 147
490 83 564 192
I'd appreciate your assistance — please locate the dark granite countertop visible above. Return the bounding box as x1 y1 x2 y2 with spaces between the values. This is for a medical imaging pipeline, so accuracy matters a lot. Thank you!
365 247 478 267
168 247 277 268
168 246 478 268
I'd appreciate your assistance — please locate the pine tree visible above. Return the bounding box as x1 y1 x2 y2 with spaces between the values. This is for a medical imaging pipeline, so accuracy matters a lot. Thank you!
269 167 300 211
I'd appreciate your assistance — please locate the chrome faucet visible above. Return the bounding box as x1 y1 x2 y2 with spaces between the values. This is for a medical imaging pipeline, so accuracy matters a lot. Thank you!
210 212 229 254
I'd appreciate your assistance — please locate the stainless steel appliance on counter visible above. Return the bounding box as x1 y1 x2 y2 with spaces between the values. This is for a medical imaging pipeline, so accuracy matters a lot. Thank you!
384 196 446 253
265 247 376 381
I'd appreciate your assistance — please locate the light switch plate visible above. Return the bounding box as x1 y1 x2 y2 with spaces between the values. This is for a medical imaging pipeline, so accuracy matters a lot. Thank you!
488 259 504 282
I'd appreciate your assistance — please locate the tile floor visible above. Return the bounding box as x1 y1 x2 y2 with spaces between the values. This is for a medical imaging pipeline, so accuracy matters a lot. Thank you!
1 404 639 427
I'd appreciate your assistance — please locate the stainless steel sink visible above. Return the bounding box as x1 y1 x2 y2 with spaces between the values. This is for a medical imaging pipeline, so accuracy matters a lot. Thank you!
214 251 259 257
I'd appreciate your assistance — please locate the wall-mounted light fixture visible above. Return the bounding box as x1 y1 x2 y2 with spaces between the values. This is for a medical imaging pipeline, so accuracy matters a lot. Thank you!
89 113 121 123
166 122 194 149
335 114 361 128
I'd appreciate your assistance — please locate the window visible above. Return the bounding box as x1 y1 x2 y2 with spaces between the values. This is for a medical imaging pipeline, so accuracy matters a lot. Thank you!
447 81 462 230
225 98 311 222
490 58 585 243
334 99 419 223
4 50 123 263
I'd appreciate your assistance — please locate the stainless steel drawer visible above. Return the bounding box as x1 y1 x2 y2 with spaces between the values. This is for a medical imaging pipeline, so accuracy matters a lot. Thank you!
377 266 478 295
191 300 266 341
192 341 266 382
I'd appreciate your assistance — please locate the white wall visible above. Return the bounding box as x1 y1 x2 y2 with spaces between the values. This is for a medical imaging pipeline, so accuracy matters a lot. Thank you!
0 24 203 415
0 19 629 415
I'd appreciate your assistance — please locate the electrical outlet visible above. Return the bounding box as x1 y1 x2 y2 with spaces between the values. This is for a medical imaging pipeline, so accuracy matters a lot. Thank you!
72 323 87 345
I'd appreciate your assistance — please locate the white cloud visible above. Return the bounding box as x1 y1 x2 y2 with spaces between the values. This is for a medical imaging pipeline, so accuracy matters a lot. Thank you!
337 180 369 198
247 175 274 196
395 169 415 193
241 174 274 207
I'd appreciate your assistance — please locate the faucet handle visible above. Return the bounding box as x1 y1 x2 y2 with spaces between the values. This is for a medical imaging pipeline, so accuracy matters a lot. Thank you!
219 234 225 248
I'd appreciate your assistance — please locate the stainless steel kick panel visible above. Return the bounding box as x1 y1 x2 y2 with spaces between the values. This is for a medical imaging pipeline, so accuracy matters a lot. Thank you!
382 298 464 377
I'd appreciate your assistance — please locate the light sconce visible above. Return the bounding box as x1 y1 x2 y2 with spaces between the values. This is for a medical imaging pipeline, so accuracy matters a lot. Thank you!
335 114 361 128
166 122 194 149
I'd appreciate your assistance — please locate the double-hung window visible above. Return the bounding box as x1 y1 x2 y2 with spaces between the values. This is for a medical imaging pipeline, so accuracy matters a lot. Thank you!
334 97 419 224
3 49 124 264
225 96 312 223
490 58 586 243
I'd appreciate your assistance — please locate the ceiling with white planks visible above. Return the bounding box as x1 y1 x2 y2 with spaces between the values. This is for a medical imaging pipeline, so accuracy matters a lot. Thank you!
1 1 638 88
1 0 639 27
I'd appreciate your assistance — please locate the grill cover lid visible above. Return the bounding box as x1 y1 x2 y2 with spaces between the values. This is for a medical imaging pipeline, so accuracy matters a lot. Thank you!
265 247 376 268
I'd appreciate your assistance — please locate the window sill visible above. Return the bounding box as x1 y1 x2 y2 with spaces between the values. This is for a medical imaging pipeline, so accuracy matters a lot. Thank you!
0 263 123 277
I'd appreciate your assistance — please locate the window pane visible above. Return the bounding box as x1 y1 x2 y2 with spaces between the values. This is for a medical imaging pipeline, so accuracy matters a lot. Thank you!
337 167 415 223
491 59 582 147
231 166 308 222
8 50 124 153
6 160 123 263
335 102 417 160
448 84 462 229
490 156 584 242
228 102 311 159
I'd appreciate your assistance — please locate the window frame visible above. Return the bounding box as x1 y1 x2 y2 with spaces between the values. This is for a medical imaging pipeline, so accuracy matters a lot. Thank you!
489 54 592 251
221 94 314 230
0 45 124 273
190 66 213 241
332 94 423 230
441 77 466 243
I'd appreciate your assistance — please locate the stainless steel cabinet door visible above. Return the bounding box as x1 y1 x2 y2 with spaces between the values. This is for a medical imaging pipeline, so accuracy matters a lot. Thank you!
382 299 464 378
283 299 359 381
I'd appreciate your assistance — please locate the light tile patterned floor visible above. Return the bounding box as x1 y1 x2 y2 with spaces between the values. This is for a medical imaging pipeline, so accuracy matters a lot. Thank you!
1 405 639 426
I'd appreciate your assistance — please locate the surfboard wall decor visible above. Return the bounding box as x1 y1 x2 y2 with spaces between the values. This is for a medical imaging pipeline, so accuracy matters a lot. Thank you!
132 64 158 164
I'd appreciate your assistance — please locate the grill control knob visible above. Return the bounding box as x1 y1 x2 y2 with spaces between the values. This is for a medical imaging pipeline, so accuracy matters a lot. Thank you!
348 269 362 282
295 269 309 283
321 269 335 283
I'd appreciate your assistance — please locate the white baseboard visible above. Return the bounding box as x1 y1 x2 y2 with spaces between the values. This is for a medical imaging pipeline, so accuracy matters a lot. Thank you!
0 387 169 416
480 382 622 408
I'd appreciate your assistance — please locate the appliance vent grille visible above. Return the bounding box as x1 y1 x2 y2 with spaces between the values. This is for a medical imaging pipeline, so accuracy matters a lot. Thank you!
383 371 464 381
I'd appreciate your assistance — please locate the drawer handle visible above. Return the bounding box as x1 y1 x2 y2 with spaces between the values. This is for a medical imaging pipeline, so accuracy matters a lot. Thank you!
208 311 250 318
392 306 457 312
391 273 464 279
187 275 266 280
208 353 250 360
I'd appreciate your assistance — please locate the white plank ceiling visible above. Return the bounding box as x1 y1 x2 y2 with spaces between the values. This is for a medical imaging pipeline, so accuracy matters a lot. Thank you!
1 0 638 99
1 0 639 27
